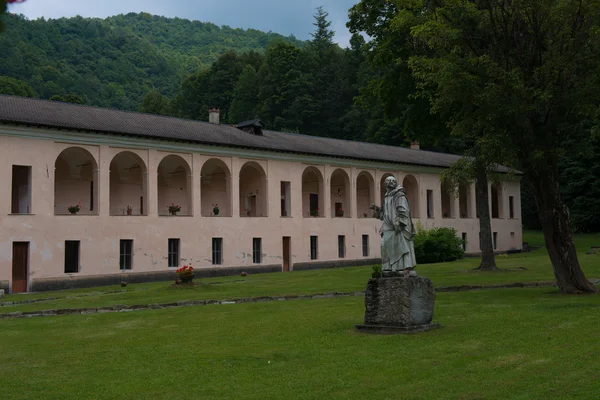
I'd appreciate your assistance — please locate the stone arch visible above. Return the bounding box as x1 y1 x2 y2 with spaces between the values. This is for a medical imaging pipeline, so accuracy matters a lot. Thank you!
302 166 324 217
491 182 503 219
201 158 231 217
441 181 455 218
330 169 351 218
380 173 396 205
356 171 375 218
402 174 419 218
239 161 267 217
459 182 472 218
110 151 148 216
55 147 99 215
157 155 192 216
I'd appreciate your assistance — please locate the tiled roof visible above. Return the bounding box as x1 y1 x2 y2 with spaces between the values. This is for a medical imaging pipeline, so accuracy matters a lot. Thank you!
236 119 265 128
0 95 513 172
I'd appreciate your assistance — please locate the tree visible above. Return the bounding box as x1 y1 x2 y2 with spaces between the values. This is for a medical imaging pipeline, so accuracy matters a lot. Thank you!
139 90 170 115
1 1 25 30
440 157 499 271
0 75 35 97
348 0 498 270
353 0 600 293
228 65 260 123
49 93 85 104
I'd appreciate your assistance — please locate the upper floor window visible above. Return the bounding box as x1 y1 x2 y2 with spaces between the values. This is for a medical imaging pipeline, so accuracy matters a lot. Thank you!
11 165 31 214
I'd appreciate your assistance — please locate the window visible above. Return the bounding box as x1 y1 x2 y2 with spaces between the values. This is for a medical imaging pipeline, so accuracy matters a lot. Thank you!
491 183 502 218
309 193 319 216
168 239 180 268
310 236 318 260
64 241 80 273
493 232 498 250
11 165 31 214
280 181 291 217
253 238 262 264
338 235 345 258
90 181 94 211
120 240 133 270
461 233 467 251
427 190 434 218
509 196 515 218
212 238 223 265
362 235 369 257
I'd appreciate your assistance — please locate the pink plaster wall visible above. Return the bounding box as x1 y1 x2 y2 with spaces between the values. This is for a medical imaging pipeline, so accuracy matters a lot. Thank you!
0 130 523 291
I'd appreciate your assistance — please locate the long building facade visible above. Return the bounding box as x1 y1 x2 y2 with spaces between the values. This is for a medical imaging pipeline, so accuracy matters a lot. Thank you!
0 96 522 292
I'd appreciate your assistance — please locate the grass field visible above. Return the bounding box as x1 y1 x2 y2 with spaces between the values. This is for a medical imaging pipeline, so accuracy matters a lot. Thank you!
1 231 600 399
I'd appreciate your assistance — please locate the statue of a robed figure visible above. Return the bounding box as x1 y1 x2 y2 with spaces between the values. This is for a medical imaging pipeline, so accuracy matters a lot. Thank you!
370 176 417 276
357 176 439 334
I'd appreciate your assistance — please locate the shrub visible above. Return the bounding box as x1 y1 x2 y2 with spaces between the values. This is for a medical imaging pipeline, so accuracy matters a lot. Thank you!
414 226 465 264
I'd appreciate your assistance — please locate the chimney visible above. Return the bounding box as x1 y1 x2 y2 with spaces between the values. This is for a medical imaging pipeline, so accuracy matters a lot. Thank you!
208 108 220 124
410 140 420 150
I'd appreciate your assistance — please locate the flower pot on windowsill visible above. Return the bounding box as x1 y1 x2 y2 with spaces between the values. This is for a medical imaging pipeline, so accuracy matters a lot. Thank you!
69 211 78 215
213 209 220 216
170 211 178 216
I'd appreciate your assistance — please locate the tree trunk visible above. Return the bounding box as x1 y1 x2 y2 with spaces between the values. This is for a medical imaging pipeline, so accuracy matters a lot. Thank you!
527 170 597 294
475 169 498 270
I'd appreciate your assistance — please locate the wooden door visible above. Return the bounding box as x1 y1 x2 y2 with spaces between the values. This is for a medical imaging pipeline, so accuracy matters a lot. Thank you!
12 242 29 293
282 237 291 272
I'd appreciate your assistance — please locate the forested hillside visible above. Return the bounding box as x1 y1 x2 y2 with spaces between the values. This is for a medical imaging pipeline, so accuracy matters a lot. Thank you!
0 8 598 233
0 12 302 109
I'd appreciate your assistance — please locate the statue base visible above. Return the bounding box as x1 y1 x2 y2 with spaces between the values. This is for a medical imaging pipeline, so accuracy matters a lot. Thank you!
355 323 440 334
355 276 439 335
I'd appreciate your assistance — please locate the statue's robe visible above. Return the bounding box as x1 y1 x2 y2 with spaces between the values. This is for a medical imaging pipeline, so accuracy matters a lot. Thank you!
378 187 416 271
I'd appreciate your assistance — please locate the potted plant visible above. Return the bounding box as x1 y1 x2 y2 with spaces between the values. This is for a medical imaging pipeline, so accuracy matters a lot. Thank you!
336 208 345 217
168 203 181 216
176 265 194 283
212 204 219 216
68 203 81 215
371 264 382 279
126 205 132 215
362 212 368 218
245 208 251 217
310 208 319 217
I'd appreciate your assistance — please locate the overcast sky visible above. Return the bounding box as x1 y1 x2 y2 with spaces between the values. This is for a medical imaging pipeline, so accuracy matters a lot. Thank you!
8 0 359 47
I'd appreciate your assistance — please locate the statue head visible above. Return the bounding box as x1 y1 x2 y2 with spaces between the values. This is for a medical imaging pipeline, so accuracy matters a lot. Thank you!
384 176 398 191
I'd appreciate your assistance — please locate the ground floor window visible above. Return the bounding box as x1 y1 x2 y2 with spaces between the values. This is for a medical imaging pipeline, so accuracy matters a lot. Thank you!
362 235 369 257
493 232 498 250
212 238 223 265
64 241 80 273
310 236 318 260
462 233 467 251
168 238 180 268
120 239 133 270
338 235 345 258
253 238 262 264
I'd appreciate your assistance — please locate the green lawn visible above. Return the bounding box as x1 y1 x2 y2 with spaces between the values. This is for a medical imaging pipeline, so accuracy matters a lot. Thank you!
1 288 599 399
2 231 600 314
1 231 600 399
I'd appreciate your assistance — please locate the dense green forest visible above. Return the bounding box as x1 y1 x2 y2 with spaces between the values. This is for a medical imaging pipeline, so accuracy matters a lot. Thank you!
0 12 302 109
0 8 598 233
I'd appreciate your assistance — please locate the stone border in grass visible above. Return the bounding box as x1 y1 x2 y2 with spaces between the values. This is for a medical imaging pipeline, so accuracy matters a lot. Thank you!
3 279 599 320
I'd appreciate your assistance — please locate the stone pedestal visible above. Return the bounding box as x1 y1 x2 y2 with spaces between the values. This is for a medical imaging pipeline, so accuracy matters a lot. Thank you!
355 276 440 334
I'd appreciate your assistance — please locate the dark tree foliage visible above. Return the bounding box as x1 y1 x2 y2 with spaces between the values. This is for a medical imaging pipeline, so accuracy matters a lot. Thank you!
0 12 301 110
49 93 85 104
349 0 600 293
0 75 35 97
